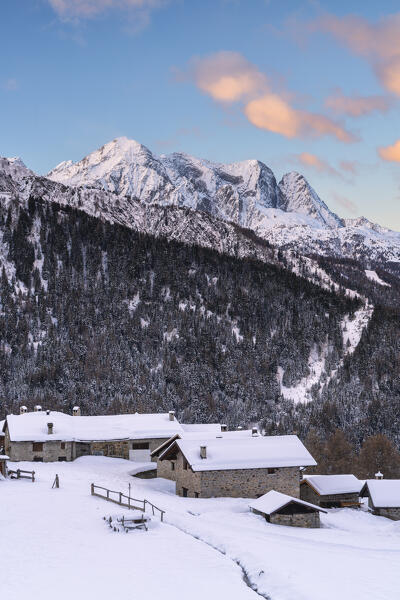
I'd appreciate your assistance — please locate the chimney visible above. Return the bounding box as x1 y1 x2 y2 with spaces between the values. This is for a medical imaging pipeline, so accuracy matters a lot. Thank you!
375 471 383 480
46 410 50 416
169 410 175 422
20 406 27 415
72 406 81 417
200 445 207 459
47 422 53 435
252 427 259 437
34 405 42 412
221 424 227 432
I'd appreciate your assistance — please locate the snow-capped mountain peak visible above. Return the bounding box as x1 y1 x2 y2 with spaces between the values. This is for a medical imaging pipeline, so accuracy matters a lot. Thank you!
279 171 343 228
27 136 400 266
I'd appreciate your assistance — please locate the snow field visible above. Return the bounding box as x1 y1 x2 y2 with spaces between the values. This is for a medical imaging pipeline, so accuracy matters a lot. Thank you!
1 456 400 600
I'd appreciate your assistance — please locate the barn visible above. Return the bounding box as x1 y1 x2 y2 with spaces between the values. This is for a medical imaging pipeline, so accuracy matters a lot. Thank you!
249 490 326 528
360 479 400 520
300 474 362 508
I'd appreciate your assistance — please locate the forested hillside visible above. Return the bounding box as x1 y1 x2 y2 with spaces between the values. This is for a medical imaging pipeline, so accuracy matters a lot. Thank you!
0 195 357 428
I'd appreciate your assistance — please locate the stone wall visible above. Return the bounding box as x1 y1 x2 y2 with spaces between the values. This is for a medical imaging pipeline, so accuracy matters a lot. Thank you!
172 450 300 498
374 506 400 520
6 438 73 462
270 511 320 528
156 457 177 480
174 451 201 497
90 440 130 459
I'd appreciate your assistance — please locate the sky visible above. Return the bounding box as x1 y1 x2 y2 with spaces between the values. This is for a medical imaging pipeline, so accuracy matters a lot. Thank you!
1 0 400 229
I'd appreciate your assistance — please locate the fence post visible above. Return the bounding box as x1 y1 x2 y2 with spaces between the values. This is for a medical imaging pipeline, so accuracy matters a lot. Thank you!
119 492 122 505
32 471 35 482
107 489 109 500
17 469 20 479
128 495 131 509
91 483 94 496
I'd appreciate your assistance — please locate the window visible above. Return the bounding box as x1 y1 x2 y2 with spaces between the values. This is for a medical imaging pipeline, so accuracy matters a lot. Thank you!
183 459 188 471
182 487 188 497
60 442 65 450
58 457 67 462
267 468 277 475
194 492 199 498
131 442 150 450
171 461 175 471
33 457 43 462
33 442 43 452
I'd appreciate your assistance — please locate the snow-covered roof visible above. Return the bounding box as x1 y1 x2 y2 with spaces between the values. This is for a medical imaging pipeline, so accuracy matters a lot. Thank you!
181 423 222 433
360 480 400 508
249 490 326 515
302 474 362 495
0 454 9 460
5 411 184 442
160 435 316 471
151 427 254 458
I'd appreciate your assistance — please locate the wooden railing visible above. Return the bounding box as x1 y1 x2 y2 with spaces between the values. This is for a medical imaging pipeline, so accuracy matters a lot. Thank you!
91 483 165 521
8 469 35 482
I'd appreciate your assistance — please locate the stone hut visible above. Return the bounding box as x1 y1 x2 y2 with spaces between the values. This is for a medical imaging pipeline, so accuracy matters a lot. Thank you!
359 479 400 520
0 454 8 478
250 490 326 527
2 409 185 463
300 474 362 508
158 434 316 498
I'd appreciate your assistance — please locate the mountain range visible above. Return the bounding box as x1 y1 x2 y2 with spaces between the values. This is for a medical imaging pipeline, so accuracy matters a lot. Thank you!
47 137 400 266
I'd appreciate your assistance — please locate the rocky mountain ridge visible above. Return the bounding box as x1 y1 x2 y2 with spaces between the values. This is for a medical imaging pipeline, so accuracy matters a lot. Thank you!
46 137 400 266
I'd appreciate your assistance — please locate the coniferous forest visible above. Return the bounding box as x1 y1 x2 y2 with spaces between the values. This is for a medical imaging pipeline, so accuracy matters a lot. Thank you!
1 193 400 449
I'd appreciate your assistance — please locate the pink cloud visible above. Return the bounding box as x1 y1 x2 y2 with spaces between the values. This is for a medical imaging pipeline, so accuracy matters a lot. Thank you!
188 52 356 143
325 89 391 117
313 14 400 96
378 139 400 163
296 152 339 176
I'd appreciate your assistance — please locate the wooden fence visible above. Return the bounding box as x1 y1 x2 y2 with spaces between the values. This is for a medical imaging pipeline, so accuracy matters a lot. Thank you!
8 469 35 482
91 483 165 521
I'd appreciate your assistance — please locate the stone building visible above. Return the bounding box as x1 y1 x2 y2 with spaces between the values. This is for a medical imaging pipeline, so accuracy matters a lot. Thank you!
360 479 400 520
2 408 186 463
158 434 316 498
249 490 326 528
300 474 362 508
0 454 8 477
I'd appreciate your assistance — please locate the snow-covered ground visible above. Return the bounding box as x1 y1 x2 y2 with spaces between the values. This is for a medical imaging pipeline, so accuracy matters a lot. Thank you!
1 457 399 600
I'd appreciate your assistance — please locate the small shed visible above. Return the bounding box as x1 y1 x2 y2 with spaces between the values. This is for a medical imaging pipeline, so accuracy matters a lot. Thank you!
359 480 400 520
249 490 326 528
300 474 362 508
0 454 9 478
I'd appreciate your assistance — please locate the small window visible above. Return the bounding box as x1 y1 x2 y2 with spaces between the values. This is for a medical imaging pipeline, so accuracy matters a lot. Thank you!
60 442 66 450
267 468 277 475
33 457 43 462
194 492 199 498
132 442 150 450
171 462 175 471
58 457 67 462
183 459 188 471
33 442 43 452
182 487 188 497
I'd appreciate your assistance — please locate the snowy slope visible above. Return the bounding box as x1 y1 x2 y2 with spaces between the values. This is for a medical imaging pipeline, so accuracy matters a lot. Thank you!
2 457 400 600
46 137 400 265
